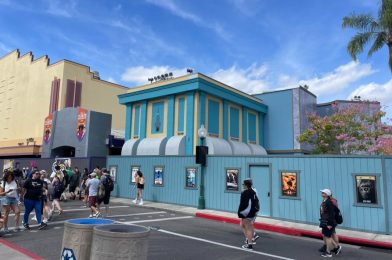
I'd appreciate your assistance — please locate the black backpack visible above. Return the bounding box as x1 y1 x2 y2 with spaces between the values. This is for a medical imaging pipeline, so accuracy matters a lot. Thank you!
104 176 114 192
54 180 65 194
334 205 343 225
252 190 260 212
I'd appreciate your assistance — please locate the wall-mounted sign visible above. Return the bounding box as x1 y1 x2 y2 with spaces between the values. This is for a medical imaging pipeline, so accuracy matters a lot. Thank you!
225 168 240 191
185 167 197 188
355 175 378 204
43 114 53 144
154 166 164 186
76 108 87 141
281 171 298 197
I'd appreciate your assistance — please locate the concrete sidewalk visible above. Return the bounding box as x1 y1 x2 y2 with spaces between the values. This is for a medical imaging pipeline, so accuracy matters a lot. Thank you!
0 239 43 260
111 198 392 250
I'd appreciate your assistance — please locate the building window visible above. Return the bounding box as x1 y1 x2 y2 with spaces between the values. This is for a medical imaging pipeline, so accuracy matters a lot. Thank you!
207 99 220 137
133 105 141 138
229 106 240 141
248 112 257 143
65 79 82 108
49 78 60 114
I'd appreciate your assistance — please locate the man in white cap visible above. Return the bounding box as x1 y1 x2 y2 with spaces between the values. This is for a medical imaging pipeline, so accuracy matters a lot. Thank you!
319 188 341 257
86 172 101 218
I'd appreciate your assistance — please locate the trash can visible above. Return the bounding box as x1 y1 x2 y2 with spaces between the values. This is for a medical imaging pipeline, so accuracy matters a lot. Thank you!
90 224 150 260
61 218 114 260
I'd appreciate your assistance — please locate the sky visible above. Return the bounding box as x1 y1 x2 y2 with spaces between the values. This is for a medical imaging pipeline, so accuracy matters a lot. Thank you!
0 0 391 118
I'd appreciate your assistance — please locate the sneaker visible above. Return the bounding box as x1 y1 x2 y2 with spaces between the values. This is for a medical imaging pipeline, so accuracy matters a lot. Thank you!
38 222 47 230
253 233 260 243
319 245 327 253
241 244 253 250
132 199 137 204
32 216 37 222
3 228 9 233
138 199 144 206
321 252 332 258
89 214 93 218
94 212 102 218
332 245 342 255
23 223 31 230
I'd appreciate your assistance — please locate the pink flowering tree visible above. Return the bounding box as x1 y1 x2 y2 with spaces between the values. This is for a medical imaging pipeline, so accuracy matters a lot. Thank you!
298 102 392 155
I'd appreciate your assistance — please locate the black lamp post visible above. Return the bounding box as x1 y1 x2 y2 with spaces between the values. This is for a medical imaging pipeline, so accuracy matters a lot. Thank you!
197 124 208 209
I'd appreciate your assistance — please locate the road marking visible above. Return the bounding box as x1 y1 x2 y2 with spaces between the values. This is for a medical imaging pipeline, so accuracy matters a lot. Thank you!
121 216 193 224
9 205 130 216
53 227 62 230
106 211 167 218
156 229 296 260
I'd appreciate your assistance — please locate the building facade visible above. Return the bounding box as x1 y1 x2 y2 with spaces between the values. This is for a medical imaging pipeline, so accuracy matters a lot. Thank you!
119 73 268 156
0 49 127 157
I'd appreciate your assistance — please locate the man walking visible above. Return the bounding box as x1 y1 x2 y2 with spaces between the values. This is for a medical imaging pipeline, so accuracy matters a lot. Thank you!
86 172 101 218
98 169 114 216
23 170 47 230
319 189 340 257
238 179 260 250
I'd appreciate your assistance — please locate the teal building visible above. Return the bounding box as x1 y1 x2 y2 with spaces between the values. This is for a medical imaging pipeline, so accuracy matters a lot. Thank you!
119 73 268 156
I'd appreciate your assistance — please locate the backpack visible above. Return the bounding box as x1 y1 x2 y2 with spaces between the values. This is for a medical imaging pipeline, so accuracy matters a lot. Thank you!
54 180 65 194
334 205 343 225
252 190 260 212
104 176 114 192
98 183 106 199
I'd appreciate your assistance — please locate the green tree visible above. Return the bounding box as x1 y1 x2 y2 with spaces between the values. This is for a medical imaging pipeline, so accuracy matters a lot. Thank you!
342 0 392 72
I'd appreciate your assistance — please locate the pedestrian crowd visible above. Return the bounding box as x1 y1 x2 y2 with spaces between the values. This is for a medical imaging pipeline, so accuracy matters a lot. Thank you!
0 165 114 236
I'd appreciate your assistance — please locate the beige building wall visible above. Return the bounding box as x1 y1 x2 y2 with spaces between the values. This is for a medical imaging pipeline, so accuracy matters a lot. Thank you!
0 50 127 151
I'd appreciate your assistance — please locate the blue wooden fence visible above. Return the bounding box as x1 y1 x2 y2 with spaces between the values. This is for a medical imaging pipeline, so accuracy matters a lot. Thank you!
107 155 392 234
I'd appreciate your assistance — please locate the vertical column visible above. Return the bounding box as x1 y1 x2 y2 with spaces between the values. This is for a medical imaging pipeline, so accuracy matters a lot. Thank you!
186 92 195 155
223 100 229 140
242 107 248 144
140 100 147 139
167 95 175 138
125 104 132 141
258 113 264 146
197 92 206 146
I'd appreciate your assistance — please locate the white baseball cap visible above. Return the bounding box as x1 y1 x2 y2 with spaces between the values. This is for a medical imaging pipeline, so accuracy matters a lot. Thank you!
320 189 332 196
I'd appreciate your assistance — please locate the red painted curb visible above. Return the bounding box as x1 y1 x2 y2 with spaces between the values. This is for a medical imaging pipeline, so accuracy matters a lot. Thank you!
0 239 44 260
195 213 392 250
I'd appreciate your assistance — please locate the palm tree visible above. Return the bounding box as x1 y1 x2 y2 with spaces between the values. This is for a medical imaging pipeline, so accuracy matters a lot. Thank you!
342 0 392 72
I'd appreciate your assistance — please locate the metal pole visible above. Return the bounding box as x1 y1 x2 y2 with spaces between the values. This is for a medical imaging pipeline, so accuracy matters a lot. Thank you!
198 137 206 209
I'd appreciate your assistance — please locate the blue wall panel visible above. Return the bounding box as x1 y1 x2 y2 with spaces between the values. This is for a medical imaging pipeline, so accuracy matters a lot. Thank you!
248 113 256 142
229 107 240 139
177 97 185 133
108 155 390 233
125 105 132 140
133 105 140 137
207 99 220 135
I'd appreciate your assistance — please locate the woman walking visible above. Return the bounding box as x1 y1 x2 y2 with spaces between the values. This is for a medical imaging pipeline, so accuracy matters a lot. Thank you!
0 170 21 232
51 172 64 216
132 171 144 206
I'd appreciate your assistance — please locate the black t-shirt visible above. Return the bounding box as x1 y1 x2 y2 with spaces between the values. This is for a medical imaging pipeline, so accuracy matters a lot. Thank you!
23 178 44 200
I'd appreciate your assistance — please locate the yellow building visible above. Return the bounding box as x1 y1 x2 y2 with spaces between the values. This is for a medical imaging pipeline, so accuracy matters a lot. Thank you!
0 49 127 157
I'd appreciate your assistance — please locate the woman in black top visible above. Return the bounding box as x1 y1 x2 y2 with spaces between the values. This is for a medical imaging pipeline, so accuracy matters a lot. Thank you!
23 170 47 230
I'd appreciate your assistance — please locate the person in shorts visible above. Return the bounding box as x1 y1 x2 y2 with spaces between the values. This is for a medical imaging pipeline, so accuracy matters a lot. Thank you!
319 189 338 257
238 179 260 250
86 172 101 218
133 171 144 205
0 170 21 232
98 169 112 216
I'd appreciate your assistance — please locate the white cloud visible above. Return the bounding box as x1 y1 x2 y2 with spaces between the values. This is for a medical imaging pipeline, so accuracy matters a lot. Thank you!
107 77 117 84
348 79 392 105
145 0 231 40
295 61 375 96
121 66 187 86
45 0 77 18
211 63 269 94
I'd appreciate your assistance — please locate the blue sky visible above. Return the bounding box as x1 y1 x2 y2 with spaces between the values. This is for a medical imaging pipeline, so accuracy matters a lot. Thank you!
0 0 391 118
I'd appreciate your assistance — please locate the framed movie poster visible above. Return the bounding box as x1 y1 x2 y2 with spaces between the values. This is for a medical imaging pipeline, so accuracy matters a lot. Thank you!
131 166 140 184
355 175 378 205
154 166 164 186
76 107 88 141
109 165 117 183
281 171 299 197
185 167 197 188
43 114 53 144
225 168 240 192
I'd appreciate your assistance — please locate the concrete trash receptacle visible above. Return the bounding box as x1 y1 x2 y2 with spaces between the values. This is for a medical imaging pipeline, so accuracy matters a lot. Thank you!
90 224 150 260
61 218 114 260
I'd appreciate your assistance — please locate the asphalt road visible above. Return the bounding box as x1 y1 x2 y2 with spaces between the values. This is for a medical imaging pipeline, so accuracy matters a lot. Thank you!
1 200 391 260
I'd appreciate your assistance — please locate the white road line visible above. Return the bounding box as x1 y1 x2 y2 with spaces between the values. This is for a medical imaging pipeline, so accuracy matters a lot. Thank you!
9 205 130 216
106 211 166 218
121 216 193 224
156 229 296 260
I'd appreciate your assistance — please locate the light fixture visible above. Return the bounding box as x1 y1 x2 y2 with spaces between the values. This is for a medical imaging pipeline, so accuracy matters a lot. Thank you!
198 124 207 140
187 68 193 74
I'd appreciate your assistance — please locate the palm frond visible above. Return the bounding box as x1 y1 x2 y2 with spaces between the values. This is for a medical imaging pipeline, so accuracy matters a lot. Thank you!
342 13 379 32
347 32 375 60
379 0 392 29
368 32 387 57
388 44 392 72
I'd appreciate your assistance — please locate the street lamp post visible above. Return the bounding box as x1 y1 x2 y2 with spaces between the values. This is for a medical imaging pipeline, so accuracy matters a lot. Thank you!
197 125 208 210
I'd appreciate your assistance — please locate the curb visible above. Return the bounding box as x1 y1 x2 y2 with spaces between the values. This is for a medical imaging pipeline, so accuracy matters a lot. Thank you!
0 239 44 260
195 213 392 250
